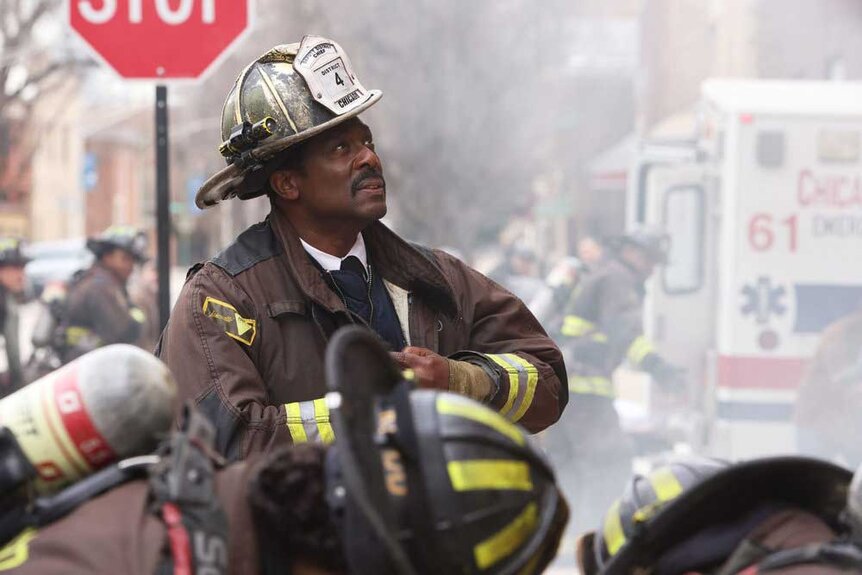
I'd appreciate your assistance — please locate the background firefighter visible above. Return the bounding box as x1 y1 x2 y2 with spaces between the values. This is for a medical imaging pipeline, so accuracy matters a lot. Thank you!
61 226 150 363
544 227 684 534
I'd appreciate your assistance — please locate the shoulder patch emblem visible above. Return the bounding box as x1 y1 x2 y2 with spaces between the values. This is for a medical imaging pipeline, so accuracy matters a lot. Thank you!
202 296 257 346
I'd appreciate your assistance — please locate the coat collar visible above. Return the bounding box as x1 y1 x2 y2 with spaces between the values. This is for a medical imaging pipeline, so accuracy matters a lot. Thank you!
269 210 459 318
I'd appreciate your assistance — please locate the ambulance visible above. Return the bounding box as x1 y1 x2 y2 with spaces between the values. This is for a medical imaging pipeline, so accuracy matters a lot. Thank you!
629 79 862 459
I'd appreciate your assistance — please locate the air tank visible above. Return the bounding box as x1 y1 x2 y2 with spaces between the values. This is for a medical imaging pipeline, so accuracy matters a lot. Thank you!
0 344 177 494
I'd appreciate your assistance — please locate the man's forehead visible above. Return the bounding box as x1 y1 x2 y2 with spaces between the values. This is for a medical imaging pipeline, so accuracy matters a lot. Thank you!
319 117 372 138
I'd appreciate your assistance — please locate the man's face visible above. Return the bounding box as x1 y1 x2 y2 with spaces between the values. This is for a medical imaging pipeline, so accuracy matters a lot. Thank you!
0 265 26 294
281 118 387 225
101 249 136 283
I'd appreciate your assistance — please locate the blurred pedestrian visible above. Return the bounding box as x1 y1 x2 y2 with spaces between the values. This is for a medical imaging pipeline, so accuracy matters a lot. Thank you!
157 36 566 459
62 226 149 362
0 238 29 396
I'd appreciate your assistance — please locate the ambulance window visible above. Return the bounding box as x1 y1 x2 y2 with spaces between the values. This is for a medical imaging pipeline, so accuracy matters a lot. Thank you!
756 131 784 168
818 129 859 163
662 186 704 294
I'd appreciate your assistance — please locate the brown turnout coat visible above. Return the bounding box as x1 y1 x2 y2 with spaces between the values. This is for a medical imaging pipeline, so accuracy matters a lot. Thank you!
66 264 143 351
158 210 567 459
0 464 258 575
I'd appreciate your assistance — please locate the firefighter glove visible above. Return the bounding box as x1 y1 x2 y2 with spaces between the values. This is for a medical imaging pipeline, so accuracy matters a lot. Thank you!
447 358 493 402
642 353 686 392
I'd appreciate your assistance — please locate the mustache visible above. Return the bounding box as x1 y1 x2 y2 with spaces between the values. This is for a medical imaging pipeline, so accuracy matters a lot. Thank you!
351 167 386 195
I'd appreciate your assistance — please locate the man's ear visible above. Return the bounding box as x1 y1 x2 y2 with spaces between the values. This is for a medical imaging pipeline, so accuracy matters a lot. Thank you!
269 169 301 201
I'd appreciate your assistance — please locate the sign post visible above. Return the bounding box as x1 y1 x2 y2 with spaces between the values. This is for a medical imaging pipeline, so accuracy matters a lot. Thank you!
155 86 170 330
68 0 251 330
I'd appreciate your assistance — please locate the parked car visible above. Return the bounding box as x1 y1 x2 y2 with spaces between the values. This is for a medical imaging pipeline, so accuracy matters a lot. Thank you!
24 239 93 296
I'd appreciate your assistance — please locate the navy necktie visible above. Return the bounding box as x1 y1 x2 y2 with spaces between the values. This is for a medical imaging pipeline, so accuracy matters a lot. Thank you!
340 255 367 280
332 255 371 322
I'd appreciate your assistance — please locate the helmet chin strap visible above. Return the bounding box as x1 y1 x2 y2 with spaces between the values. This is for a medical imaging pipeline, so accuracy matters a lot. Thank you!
324 326 417 575
327 389 418 575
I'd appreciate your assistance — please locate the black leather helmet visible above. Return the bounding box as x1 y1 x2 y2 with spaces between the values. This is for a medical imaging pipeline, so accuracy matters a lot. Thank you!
325 326 569 575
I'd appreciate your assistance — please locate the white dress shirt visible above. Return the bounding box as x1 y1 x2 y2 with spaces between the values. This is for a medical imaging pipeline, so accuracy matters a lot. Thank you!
300 234 368 272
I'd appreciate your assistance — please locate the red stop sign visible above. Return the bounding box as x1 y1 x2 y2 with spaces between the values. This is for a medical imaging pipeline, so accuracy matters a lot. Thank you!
69 0 251 80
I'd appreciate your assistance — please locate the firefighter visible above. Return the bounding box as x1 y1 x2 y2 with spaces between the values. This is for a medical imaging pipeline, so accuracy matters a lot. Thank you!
157 36 567 460
0 238 29 396
0 327 568 574
62 226 149 362
545 227 683 534
580 456 859 575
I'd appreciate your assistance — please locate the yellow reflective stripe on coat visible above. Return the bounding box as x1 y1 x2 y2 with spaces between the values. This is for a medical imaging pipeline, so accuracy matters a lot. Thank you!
129 307 146 324
487 354 519 415
436 395 525 446
626 336 654 366
474 502 538 569
284 398 334 445
567 375 614 398
506 354 539 422
560 315 608 342
561 315 596 337
448 460 532 492
485 353 539 423
602 499 626 556
312 398 335 444
65 326 101 347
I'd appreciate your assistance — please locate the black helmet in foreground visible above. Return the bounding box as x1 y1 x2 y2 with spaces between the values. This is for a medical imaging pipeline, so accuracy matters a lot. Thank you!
601 456 853 575
324 326 569 575
575 457 726 575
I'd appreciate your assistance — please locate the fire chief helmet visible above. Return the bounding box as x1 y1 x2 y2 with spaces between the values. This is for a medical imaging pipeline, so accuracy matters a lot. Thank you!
324 326 569 575
0 238 29 267
196 35 383 209
87 226 149 263
575 457 727 575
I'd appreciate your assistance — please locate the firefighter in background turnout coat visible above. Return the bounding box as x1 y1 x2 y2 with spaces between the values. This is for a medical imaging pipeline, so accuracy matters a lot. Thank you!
63 227 149 363
157 37 566 460
545 228 681 532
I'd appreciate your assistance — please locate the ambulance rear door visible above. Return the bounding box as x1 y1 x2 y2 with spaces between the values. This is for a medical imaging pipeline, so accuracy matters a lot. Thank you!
632 157 716 448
